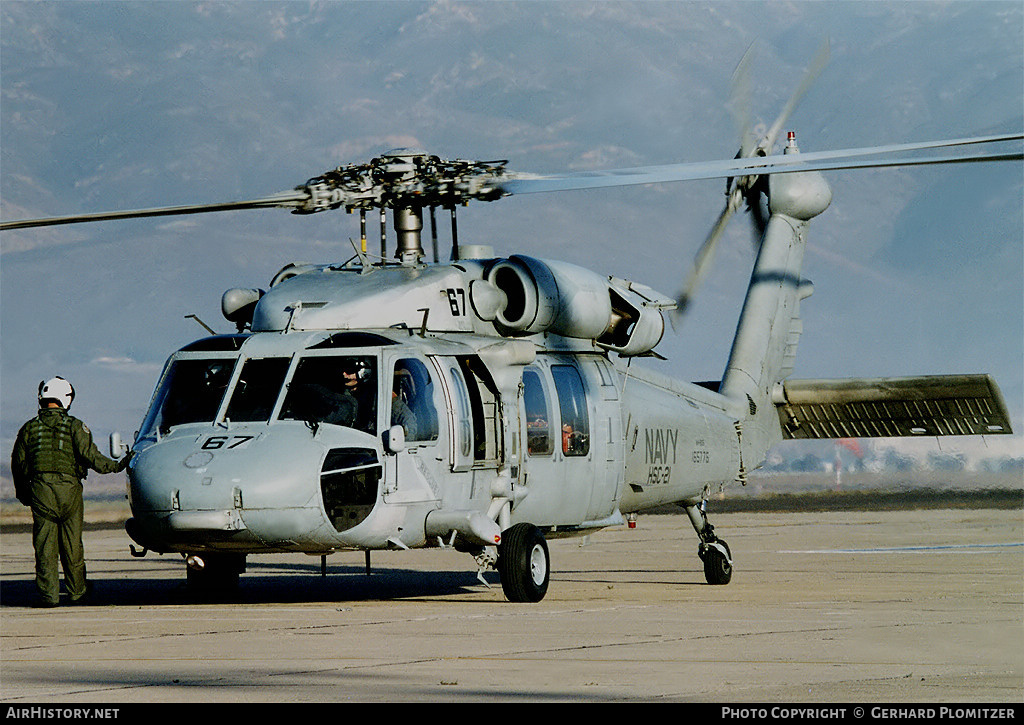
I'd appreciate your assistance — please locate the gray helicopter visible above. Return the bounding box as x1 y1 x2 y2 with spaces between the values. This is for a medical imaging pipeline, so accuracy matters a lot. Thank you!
3 69 1020 602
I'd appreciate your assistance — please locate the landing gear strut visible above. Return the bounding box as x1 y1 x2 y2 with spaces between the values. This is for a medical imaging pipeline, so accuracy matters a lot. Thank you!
685 502 732 585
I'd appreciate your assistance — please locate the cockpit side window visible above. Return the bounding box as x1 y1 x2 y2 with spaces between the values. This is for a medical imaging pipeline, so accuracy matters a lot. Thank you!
391 358 439 443
224 358 291 423
141 358 237 436
279 355 378 434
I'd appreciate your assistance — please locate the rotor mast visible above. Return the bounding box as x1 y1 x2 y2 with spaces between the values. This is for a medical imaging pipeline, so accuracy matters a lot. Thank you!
394 205 424 265
378 150 426 265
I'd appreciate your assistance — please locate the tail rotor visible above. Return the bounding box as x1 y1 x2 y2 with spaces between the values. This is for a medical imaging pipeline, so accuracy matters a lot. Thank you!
675 40 830 317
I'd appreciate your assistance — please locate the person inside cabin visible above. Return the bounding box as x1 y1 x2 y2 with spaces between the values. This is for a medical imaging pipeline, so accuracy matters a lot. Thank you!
390 366 419 441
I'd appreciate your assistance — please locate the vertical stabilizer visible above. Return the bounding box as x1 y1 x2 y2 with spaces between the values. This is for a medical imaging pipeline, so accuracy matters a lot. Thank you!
720 144 832 468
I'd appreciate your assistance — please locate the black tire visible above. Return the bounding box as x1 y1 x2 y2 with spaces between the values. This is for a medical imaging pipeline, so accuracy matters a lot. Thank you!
497 524 550 602
702 545 732 585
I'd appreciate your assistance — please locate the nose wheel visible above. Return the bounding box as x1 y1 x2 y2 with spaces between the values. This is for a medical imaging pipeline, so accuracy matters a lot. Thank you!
497 523 550 602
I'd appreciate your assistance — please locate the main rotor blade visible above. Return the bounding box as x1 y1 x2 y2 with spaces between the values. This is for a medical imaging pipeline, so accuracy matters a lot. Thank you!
0 190 308 231
2 133 1018 232
498 133 1023 195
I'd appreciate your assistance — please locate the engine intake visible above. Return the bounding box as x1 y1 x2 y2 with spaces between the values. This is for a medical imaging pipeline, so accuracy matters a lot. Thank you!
484 255 665 356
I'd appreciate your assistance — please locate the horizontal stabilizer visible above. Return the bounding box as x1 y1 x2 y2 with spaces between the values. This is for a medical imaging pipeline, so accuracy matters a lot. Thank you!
774 375 1013 439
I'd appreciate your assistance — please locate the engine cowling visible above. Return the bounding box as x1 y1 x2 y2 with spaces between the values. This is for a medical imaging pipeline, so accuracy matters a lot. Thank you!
482 255 666 356
487 255 612 338
600 280 666 357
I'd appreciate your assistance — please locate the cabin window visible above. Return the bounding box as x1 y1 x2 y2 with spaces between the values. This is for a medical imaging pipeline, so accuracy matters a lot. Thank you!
551 364 590 457
523 368 553 457
224 358 290 422
279 355 378 434
391 358 438 443
141 357 237 436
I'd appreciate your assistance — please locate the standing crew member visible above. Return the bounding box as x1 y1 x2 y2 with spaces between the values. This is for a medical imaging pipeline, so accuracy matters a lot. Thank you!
11 377 130 607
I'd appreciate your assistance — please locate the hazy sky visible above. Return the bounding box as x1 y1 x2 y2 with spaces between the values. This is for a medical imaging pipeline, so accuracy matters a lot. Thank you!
2 1 1022 477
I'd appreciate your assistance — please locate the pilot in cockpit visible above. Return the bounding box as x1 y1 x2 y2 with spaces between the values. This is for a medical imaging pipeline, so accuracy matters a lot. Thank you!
341 358 376 433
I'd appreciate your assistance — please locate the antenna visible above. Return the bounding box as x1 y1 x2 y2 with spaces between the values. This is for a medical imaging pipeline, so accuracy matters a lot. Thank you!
184 314 217 335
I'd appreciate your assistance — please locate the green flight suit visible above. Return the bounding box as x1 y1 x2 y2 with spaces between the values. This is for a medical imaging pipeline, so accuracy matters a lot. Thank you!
11 407 127 605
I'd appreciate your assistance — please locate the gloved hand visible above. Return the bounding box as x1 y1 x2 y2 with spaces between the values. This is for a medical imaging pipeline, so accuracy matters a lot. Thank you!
117 450 135 472
15 481 32 506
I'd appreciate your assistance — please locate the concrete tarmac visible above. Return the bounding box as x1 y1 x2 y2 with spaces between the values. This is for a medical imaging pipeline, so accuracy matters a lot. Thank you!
1 508 1021 703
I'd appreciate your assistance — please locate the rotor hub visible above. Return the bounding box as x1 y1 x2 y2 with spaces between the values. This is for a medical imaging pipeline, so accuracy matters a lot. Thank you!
298 151 509 216
295 150 510 264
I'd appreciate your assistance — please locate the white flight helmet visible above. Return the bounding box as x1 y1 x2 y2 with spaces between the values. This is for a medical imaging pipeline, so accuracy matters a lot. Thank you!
38 376 75 409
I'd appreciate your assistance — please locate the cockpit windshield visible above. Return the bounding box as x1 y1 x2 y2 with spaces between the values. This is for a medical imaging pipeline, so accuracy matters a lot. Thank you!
140 358 236 437
280 355 378 435
224 358 291 422
138 352 383 439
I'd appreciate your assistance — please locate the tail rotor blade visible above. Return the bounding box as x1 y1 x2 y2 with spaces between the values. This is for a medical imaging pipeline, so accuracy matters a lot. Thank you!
677 40 829 322
677 189 741 314
762 38 830 154
729 43 759 158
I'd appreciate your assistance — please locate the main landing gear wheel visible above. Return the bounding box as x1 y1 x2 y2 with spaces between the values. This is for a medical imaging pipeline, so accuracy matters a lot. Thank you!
700 541 732 585
497 523 550 602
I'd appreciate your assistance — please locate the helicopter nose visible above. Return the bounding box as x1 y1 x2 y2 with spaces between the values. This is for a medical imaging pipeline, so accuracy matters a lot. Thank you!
126 426 377 551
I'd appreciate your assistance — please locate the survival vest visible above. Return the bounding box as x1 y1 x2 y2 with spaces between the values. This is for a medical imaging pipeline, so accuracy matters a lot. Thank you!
23 410 84 479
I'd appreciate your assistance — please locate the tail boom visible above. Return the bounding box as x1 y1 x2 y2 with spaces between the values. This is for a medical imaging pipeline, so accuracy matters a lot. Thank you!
719 153 832 468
